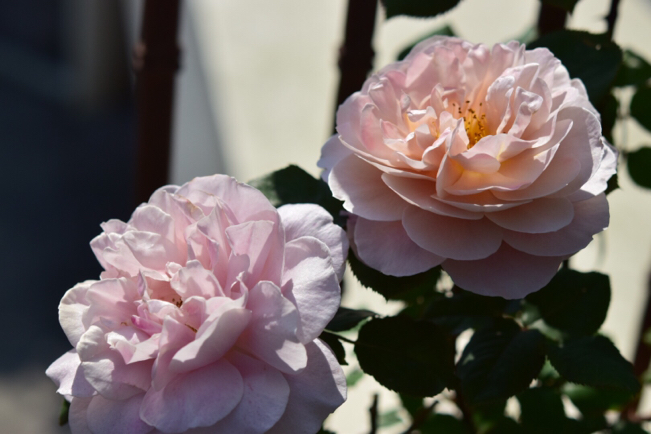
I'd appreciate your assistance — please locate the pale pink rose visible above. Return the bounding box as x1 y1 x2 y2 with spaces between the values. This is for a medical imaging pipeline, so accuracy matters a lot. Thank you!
319 36 616 299
46 175 348 433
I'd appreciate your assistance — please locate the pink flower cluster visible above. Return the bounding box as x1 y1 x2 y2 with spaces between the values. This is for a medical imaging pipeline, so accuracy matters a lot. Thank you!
320 36 616 299
47 175 348 433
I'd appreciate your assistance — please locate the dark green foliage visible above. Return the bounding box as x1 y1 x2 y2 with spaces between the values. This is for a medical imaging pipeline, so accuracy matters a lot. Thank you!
381 0 461 19
547 336 640 392
248 165 344 225
600 92 619 143
526 269 611 336
539 0 581 12
627 147 651 189
419 414 471 434
425 289 510 334
518 387 575 434
612 421 650 434
631 87 651 133
59 398 70 426
563 383 634 416
529 30 622 104
348 251 440 301
355 316 455 396
317 428 336 434
457 320 546 404
614 50 651 87
397 25 456 60
399 393 423 418
325 307 376 332
319 331 348 366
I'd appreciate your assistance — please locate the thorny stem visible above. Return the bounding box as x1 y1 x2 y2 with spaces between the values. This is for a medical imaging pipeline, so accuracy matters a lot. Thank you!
606 0 621 40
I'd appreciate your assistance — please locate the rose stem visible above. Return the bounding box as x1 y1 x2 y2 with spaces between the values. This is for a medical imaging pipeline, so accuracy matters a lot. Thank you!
333 0 379 133
606 0 621 40
536 3 567 37
134 0 181 205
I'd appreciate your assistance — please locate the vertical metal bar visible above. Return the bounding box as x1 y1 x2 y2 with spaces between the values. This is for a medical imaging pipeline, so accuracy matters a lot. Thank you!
333 0 379 131
134 0 181 204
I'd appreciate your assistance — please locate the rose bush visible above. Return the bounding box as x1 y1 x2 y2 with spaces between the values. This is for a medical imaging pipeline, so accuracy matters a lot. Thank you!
46 175 348 433
319 36 616 298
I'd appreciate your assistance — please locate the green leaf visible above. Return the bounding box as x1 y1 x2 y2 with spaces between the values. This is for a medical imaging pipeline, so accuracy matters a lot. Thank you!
547 335 640 392
627 146 651 189
346 368 364 387
397 25 456 61
518 387 574 434
59 398 70 426
563 383 634 416
318 428 336 434
526 269 611 336
378 409 403 427
614 50 651 87
399 393 423 418
348 251 440 301
631 87 651 132
612 421 650 434
425 289 509 334
420 414 471 434
528 30 622 104
355 316 455 396
319 331 348 366
248 165 344 224
326 307 376 332
599 92 619 144
540 0 581 12
382 0 461 19
457 320 546 404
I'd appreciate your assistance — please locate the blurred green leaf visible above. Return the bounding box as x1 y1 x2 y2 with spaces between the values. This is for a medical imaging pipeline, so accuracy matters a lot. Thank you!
631 88 651 133
397 25 457 60
425 289 510 334
382 0 461 19
518 387 574 434
529 30 622 104
348 251 440 301
627 146 651 189
355 316 455 396
614 50 651 87
326 307 376 332
59 398 70 426
378 410 403 427
420 414 471 434
457 319 546 404
346 368 364 387
540 0 581 12
526 269 611 337
606 172 620 195
547 335 640 392
563 383 634 416
318 428 336 434
248 165 344 225
319 331 348 366
612 421 650 434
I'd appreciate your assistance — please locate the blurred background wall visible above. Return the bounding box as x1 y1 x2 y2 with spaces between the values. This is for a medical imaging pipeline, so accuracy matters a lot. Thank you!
1 0 650 432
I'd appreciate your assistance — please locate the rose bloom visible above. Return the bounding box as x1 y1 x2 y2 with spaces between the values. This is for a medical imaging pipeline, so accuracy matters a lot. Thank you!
46 175 348 433
319 36 616 299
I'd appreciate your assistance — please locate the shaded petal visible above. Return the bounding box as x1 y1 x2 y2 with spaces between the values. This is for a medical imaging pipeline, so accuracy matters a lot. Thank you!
568 138 618 201
354 218 443 276
87 394 153 434
503 194 609 256
237 282 307 374
170 260 224 299
81 350 153 400
281 237 341 344
140 359 244 433
59 280 93 347
486 197 574 234
151 317 196 390
267 340 346 434
317 134 354 182
329 154 408 221
69 397 93 434
210 351 290 434
443 243 564 299
46 350 95 398
278 203 349 280
403 206 503 260
225 220 284 286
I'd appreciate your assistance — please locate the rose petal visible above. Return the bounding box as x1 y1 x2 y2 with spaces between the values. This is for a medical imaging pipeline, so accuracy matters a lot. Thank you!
317 134 355 182
87 394 153 434
443 243 564 299
486 197 574 233
69 397 93 434
354 217 443 276
59 280 93 347
46 350 95 398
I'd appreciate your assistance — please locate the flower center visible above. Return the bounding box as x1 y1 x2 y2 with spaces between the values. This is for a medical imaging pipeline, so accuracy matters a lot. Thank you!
463 106 488 149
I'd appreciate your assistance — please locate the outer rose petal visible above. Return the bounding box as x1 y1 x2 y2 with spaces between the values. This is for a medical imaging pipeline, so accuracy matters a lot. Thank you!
46 350 95 398
59 280 93 347
267 340 347 434
485 197 574 233
317 134 354 182
281 236 341 344
81 350 153 400
140 359 244 433
278 203 349 280
87 394 153 434
329 154 408 221
209 351 290 434
69 397 93 434
443 243 565 299
354 217 444 276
